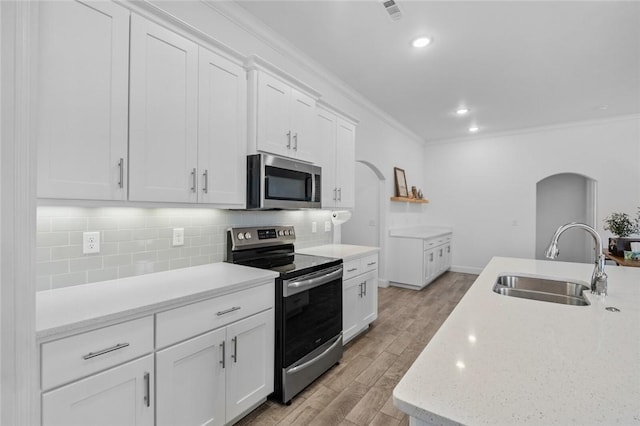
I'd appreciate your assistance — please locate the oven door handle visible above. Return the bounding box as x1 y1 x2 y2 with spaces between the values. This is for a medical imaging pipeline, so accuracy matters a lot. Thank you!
285 334 342 375
286 267 343 290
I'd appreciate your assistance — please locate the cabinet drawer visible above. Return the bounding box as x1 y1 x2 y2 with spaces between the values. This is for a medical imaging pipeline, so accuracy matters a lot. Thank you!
156 282 274 349
41 316 154 391
343 259 361 280
361 254 379 273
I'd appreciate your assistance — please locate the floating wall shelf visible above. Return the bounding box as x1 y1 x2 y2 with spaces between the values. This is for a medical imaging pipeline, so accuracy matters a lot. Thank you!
390 196 429 204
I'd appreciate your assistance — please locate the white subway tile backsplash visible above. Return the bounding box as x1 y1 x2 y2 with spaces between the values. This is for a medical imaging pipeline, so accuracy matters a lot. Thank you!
37 207 333 290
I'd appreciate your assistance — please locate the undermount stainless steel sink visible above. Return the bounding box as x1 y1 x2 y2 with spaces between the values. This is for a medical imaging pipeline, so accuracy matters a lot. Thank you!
493 275 590 306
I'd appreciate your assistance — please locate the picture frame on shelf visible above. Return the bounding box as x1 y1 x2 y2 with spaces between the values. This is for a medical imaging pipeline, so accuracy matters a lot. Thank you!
394 167 408 197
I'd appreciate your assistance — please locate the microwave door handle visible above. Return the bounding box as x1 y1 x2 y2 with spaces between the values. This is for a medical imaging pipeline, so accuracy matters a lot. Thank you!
307 175 314 202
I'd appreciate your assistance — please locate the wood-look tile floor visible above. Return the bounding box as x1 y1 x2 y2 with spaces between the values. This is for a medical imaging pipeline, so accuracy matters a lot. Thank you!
236 271 477 426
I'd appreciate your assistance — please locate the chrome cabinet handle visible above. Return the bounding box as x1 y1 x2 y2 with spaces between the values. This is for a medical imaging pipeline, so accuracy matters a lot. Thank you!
447 246 451 253
367 262 377 266
82 342 129 360
333 188 337 201
440 249 443 257
430 253 434 261
347 268 357 273
216 306 241 316
117 158 124 188
202 169 208 194
293 133 298 151
358 282 363 297
363 282 367 296
232 337 238 363
143 372 150 407
337 188 342 201
220 341 226 368
286 131 292 149
190 168 196 192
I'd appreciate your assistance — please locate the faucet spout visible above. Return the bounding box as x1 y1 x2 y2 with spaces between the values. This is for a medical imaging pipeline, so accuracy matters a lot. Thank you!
545 222 607 296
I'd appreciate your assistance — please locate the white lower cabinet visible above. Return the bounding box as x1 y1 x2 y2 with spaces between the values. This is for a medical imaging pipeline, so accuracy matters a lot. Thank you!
342 253 379 344
42 354 154 426
389 233 453 290
156 309 274 426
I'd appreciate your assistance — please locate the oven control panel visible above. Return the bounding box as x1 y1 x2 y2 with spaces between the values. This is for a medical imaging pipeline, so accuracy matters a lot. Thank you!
228 225 295 250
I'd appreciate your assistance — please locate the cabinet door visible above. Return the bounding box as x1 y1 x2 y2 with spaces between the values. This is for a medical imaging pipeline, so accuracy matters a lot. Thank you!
198 48 247 206
290 89 317 162
225 309 275 423
42 355 154 426
256 72 291 158
156 328 226 426
424 248 437 284
317 108 337 208
342 276 362 344
129 14 198 202
37 0 129 200
335 118 356 209
361 271 378 325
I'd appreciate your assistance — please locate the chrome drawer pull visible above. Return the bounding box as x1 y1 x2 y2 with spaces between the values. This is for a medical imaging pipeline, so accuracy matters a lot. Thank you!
143 372 150 407
232 337 238 363
367 262 377 266
117 158 124 188
82 342 129 360
347 268 358 273
220 341 226 368
216 306 241 316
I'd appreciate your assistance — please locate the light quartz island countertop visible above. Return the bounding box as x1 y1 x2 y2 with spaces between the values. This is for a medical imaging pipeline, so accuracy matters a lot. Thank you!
393 256 640 425
297 244 379 262
36 262 278 341
389 226 452 240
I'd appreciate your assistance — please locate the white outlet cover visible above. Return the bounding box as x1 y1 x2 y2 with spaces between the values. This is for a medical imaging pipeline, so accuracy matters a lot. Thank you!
325 221 332 232
83 231 100 254
312 222 317 233
173 228 185 246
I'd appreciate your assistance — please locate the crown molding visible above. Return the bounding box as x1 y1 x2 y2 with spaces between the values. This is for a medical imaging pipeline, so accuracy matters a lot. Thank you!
201 0 424 144
425 113 640 147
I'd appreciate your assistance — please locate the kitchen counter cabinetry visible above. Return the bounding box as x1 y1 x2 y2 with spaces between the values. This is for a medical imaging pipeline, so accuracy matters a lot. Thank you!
36 0 130 201
388 229 452 290
247 56 320 163
298 245 379 344
317 103 358 209
37 263 277 426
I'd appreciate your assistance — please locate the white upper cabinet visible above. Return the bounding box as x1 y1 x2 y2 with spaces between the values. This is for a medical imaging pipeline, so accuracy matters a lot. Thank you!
198 48 247 206
36 0 130 200
129 14 199 203
317 104 358 209
248 57 320 163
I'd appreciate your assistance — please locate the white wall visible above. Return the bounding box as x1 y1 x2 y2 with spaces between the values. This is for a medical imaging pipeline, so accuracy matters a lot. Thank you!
423 115 640 272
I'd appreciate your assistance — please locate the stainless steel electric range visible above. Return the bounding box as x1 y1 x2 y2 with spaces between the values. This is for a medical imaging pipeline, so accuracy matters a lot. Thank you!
225 225 343 404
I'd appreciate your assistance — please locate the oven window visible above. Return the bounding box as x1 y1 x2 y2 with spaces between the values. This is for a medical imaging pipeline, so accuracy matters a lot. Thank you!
283 278 342 367
265 166 311 201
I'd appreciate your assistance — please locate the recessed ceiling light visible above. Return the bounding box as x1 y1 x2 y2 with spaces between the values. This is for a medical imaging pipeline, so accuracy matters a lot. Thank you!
469 126 479 133
456 108 469 115
412 36 432 48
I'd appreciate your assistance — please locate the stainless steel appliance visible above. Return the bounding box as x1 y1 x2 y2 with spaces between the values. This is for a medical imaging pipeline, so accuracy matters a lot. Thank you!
225 225 342 404
246 154 321 209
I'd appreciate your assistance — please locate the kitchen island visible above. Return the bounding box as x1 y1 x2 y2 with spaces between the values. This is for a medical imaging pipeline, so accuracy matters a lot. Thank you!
393 256 640 425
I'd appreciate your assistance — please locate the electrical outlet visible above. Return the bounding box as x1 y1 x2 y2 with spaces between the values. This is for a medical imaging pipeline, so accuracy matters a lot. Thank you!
173 228 185 246
325 221 332 232
83 232 100 254
312 222 317 233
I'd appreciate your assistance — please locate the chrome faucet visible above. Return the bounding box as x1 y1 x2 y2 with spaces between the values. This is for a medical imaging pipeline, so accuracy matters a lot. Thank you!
545 222 608 296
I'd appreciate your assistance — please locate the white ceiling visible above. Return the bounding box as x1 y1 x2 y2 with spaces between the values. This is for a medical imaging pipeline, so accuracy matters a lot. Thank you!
236 0 640 142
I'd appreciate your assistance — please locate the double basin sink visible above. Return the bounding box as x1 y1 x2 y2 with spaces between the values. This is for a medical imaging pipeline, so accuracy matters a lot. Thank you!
493 275 590 306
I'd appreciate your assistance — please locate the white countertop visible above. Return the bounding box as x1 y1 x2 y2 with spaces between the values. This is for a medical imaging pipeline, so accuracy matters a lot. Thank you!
393 256 640 425
297 244 379 262
389 226 452 240
36 263 278 340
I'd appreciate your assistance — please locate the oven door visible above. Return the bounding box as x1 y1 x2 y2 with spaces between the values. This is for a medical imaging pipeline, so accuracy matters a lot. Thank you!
281 265 342 368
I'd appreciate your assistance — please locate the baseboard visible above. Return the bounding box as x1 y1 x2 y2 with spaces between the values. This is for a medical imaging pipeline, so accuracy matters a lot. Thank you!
377 278 390 288
450 265 483 275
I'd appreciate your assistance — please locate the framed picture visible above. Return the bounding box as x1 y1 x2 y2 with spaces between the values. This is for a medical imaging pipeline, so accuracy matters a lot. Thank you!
394 167 408 197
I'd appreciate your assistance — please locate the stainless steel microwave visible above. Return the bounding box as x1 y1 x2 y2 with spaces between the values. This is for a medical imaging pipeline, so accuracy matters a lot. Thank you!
247 154 321 209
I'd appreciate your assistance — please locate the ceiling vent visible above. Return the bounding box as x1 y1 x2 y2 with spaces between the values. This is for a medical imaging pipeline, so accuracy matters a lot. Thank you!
382 0 402 21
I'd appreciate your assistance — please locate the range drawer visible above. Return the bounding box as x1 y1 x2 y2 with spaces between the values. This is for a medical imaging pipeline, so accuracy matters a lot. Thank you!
156 281 274 349
41 315 154 391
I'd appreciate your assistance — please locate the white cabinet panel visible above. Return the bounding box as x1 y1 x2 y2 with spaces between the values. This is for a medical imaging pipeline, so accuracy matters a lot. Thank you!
42 355 154 426
226 309 275 423
37 0 129 200
317 108 338 207
342 277 361 344
335 118 356 208
290 89 317 162
256 72 291 158
198 48 247 206
342 254 379 344
156 328 226 426
389 233 453 290
129 14 198 202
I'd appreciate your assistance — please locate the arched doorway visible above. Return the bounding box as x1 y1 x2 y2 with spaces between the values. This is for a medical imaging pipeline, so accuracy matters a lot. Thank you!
535 173 597 263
